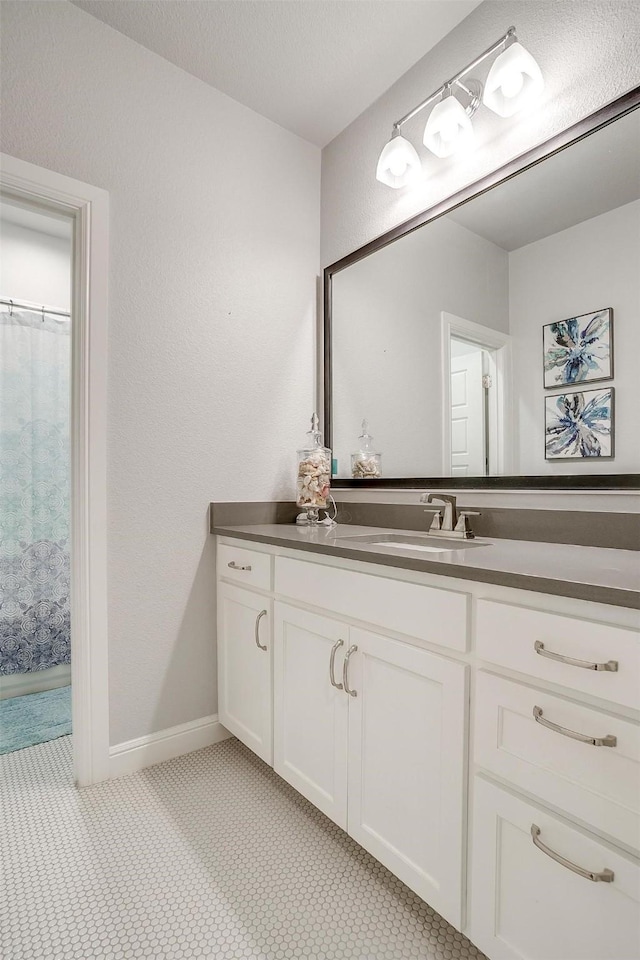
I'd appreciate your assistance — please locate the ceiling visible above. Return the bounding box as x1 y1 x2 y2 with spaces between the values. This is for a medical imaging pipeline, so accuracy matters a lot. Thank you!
0 200 73 240
448 108 640 251
71 0 481 147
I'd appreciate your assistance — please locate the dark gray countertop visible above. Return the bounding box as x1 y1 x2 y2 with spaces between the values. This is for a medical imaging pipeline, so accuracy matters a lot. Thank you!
212 522 640 610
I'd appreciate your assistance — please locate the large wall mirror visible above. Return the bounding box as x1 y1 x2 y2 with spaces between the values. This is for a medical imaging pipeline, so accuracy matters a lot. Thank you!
325 89 640 488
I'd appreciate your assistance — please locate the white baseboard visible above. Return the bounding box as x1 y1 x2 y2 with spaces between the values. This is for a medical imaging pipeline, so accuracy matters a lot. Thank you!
0 664 72 701
109 714 233 780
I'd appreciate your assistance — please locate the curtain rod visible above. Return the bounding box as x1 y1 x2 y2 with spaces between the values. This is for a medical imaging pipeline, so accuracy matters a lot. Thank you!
0 296 70 319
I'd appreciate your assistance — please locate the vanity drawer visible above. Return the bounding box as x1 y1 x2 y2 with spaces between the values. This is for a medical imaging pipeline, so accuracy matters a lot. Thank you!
475 671 640 850
470 776 640 960
218 541 272 592
274 556 469 651
476 599 640 710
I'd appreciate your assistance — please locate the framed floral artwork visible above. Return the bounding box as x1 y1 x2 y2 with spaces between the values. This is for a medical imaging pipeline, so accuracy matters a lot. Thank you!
545 388 614 460
543 308 613 388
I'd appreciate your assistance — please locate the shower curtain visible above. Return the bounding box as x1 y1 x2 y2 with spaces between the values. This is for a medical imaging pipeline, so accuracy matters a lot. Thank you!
0 308 71 675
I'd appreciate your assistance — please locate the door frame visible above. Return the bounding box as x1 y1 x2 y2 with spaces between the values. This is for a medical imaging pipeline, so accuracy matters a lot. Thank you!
441 312 512 478
1 153 110 786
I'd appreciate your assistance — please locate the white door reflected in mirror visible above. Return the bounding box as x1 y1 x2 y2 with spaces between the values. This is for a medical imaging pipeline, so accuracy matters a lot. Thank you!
442 313 511 480
450 339 487 477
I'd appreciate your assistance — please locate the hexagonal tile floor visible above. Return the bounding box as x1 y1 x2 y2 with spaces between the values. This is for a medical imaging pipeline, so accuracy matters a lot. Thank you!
1 736 486 960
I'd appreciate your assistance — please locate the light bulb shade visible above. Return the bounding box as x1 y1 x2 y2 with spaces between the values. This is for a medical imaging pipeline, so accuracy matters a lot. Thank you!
423 93 474 158
375 132 422 188
483 41 544 117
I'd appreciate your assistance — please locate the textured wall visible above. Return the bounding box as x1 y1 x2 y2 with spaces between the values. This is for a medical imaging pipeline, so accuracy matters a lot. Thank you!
0 1 320 745
321 0 640 266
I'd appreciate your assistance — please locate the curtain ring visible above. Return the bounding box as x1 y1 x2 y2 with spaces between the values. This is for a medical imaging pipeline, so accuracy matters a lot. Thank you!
41 306 45 322
9 299 13 316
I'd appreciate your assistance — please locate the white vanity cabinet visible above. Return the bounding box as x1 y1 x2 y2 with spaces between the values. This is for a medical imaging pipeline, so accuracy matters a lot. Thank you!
217 578 273 765
273 602 467 927
469 598 640 960
216 535 640 960
345 626 467 927
470 778 640 960
273 603 349 828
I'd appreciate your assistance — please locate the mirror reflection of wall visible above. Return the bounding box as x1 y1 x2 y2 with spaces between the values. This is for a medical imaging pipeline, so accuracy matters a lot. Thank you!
330 108 640 480
331 215 509 478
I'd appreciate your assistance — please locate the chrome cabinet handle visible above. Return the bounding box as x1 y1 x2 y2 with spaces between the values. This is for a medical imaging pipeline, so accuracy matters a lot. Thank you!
343 645 358 697
533 706 616 747
329 640 344 690
228 561 252 572
531 825 614 883
534 640 618 672
254 609 267 651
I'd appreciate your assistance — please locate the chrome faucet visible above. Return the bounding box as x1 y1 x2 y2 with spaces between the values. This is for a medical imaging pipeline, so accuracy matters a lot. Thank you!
423 493 457 530
419 493 480 539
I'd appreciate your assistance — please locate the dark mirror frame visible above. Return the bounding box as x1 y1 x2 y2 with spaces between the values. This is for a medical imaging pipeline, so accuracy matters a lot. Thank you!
323 86 640 490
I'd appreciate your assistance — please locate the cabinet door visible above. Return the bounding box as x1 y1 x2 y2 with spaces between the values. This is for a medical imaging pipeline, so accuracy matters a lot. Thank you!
273 603 349 829
217 582 272 764
347 628 468 928
470 777 640 960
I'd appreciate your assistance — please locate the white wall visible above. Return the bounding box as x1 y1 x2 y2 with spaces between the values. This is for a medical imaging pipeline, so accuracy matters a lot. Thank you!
332 216 508 476
0 0 321 746
0 217 71 310
510 200 640 474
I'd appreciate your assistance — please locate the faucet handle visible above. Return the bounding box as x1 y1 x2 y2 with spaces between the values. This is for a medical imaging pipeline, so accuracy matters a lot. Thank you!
454 511 480 537
425 510 441 531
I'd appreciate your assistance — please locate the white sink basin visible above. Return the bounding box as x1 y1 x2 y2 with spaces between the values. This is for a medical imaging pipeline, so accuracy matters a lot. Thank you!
341 533 488 553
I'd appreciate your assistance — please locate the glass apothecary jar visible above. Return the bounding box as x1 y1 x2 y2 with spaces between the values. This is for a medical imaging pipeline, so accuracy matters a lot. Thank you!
351 420 382 479
296 414 331 522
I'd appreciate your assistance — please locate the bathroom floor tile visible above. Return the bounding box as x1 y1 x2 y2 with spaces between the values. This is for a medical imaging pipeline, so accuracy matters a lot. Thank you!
1 736 485 960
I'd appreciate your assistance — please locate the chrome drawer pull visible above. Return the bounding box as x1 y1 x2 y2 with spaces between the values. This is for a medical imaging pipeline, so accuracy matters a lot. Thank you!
228 561 252 571
533 706 617 747
534 640 618 672
343 644 358 697
254 609 267 651
531 825 614 883
329 639 344 690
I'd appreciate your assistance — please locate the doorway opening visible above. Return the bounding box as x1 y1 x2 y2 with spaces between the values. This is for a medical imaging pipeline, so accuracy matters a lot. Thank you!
1 154 109 786
0 200 73 756
441 313 512 478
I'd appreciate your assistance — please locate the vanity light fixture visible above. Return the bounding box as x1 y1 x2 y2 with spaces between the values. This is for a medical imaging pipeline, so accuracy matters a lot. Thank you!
483 37 545 117
423 84 475 158
375 129 422 188
375 26 544 187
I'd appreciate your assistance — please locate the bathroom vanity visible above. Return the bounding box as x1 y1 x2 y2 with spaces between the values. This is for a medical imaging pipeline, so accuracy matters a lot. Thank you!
213 520 640 960
212 85 640 960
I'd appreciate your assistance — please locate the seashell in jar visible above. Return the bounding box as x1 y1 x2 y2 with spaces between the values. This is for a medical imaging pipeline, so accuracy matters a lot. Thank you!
352 456 381 479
